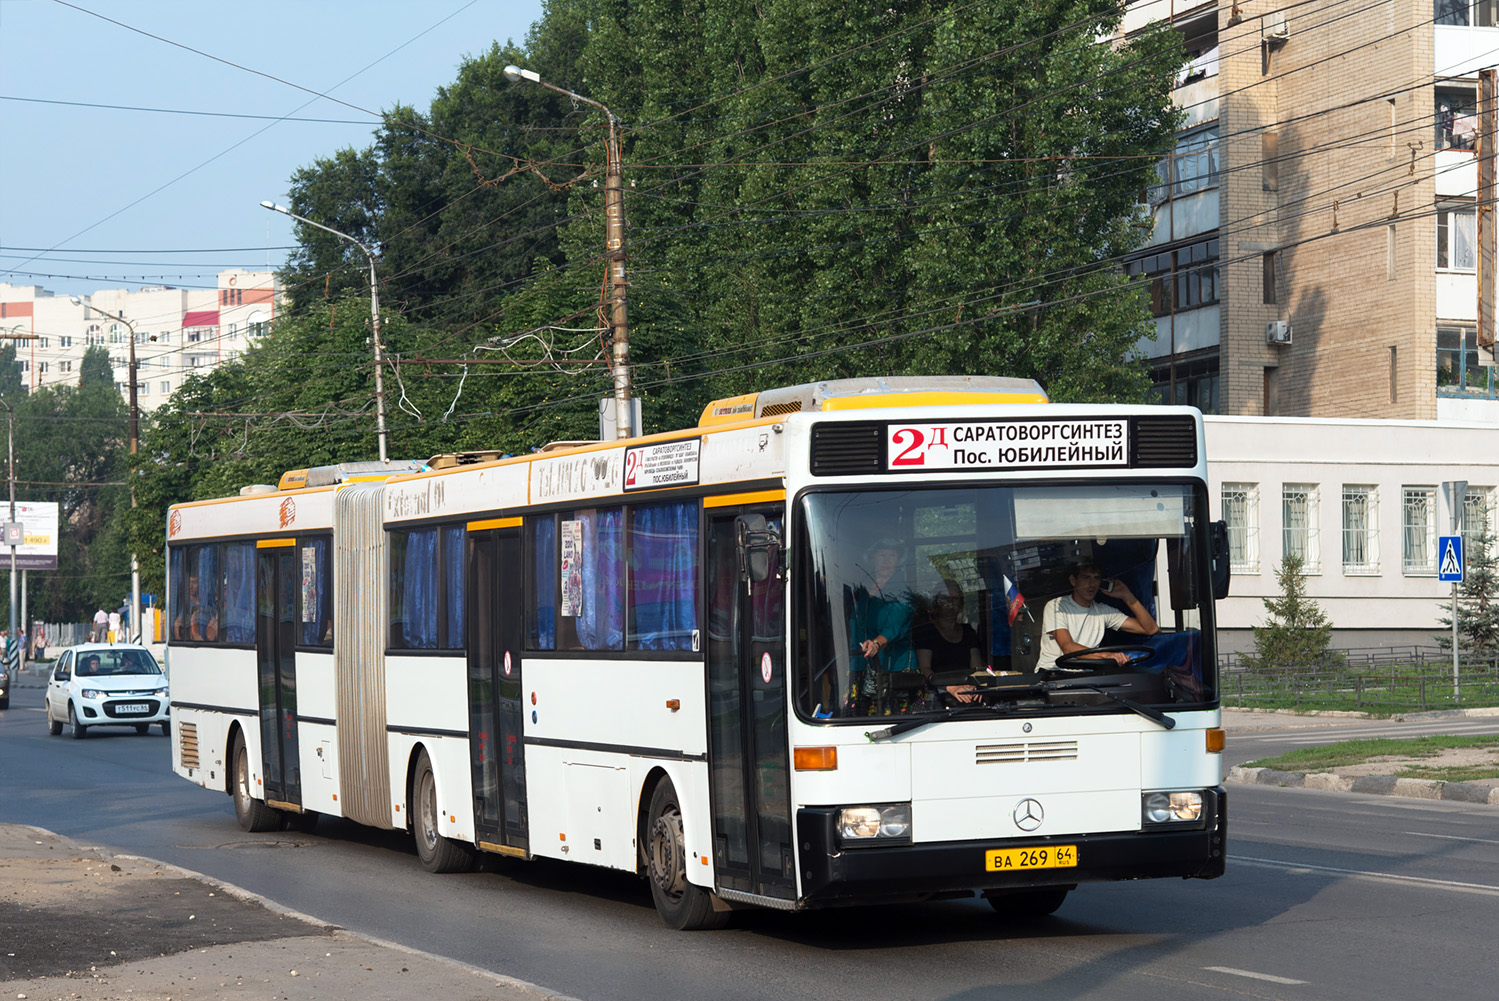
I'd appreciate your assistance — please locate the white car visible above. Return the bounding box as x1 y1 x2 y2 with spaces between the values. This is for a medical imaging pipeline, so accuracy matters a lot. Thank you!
45 643 170 738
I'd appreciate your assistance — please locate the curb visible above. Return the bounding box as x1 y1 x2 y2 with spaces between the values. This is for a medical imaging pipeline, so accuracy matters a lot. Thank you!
1227 765 1499 805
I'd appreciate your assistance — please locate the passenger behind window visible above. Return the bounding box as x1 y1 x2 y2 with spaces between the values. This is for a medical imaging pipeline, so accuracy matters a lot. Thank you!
915 581 982 704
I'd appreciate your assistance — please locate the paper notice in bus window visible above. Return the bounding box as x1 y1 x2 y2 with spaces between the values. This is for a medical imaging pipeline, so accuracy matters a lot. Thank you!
560 520 583 617
300 547 317 622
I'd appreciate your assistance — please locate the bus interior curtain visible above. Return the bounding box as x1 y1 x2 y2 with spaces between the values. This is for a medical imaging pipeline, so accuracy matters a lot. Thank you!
222 542 256 643
632 501 698 651
401 528 439 649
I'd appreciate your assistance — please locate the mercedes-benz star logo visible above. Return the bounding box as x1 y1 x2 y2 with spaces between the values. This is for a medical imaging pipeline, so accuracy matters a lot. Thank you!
1013 798 1044 832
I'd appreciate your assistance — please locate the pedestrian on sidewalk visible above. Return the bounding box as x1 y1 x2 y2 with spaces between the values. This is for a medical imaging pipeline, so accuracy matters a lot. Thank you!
92 607 108 643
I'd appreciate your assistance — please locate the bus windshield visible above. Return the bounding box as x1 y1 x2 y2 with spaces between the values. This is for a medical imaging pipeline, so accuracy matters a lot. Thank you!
795 483 1216 721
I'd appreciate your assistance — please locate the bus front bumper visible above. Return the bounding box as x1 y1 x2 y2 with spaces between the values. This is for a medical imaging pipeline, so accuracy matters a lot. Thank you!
795 787 1226 908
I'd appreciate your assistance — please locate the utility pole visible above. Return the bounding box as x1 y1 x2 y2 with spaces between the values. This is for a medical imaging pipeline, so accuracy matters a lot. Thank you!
503 64 634 438
1479 69 1496 364
261 202 389 462
71 297 141 640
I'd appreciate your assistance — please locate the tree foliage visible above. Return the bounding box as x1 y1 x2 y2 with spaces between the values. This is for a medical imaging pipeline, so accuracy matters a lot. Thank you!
123 0 1186 603
1249 553 1334 671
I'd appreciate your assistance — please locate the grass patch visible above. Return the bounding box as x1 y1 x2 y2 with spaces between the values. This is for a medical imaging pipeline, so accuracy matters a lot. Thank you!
1243 734 1499 772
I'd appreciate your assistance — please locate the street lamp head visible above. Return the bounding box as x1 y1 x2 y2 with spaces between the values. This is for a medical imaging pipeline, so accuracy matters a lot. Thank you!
69 295 83 306
503 64 541 85
261 200 290 216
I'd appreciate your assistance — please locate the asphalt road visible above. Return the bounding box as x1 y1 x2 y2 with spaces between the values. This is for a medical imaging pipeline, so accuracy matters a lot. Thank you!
5 682 1499 1001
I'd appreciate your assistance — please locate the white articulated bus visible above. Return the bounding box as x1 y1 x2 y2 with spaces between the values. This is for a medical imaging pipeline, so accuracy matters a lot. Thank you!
167 376 1228 929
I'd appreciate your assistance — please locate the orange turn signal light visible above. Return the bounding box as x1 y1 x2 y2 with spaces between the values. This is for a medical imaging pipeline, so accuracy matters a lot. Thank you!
794 746 838 771
1205 728 1226 753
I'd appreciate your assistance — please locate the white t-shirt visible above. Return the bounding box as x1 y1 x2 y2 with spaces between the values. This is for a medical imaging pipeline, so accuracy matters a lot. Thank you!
1037 595 1128 671
108 611 121 633
93 609 108 626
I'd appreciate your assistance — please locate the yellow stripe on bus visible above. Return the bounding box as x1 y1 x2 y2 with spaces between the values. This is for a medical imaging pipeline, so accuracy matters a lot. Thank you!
255 538 296 549
468 517 522 531
703 489 785 509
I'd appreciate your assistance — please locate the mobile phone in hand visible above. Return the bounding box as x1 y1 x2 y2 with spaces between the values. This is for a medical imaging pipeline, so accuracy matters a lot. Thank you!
1101 579 1114 592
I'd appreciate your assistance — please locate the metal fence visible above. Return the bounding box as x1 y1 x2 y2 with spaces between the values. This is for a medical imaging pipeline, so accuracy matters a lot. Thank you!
1221 649 1499 712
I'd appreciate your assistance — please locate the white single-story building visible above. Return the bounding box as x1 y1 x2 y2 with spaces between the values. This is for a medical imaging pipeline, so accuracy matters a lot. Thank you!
1205 417 1494 655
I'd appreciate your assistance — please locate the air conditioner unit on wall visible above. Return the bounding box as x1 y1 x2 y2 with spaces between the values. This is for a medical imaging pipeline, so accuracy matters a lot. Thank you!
1266 321 1293 344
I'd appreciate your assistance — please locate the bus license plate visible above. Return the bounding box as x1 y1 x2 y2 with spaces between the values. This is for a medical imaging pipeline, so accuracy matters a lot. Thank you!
115 703 150 714
985 845 1077 872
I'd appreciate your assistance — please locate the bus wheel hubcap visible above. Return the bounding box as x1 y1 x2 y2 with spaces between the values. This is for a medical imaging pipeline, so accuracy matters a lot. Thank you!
650 809 687 898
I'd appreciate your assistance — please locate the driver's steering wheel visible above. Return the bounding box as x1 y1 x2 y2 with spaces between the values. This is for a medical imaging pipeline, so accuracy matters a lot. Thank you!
1051 644 1156 671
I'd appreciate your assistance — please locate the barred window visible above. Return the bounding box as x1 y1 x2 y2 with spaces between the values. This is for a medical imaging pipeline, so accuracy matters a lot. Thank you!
1403 486 1437 574
1342 485 1379 575
1282 484 1320 573
1222 483 1259 573
1464 487 1494 544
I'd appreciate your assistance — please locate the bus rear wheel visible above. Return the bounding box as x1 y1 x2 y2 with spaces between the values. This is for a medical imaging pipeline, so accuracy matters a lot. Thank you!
412 750 474 874
646 779 729 930
986 886 1071 917
232 735 281 832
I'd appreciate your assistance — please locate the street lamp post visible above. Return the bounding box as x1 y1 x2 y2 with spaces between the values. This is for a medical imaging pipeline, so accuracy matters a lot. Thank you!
0 397 14 671
69 296 141 643
260 201 389 462
502 64 634 439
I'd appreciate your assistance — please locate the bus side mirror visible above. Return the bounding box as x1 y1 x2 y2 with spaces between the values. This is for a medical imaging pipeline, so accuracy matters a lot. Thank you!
1210 520 1231 600
736 514 781 584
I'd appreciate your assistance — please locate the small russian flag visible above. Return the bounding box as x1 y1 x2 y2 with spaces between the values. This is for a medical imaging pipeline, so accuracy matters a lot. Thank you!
1003 575 1026 625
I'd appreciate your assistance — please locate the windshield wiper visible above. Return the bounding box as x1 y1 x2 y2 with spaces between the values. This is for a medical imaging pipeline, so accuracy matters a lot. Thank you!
864 703 1033 742
1044 679 1175 730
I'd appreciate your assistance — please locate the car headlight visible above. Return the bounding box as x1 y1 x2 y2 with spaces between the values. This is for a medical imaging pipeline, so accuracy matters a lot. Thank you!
153 687 168 698
80 688 104 700
836 804 912 844
1142 791 1204 825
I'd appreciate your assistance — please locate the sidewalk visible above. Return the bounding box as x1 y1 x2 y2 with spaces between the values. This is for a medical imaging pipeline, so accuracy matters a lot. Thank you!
0 824 578 1001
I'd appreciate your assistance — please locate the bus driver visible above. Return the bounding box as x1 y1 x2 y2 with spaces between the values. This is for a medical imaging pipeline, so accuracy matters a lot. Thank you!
1036 560 1157 672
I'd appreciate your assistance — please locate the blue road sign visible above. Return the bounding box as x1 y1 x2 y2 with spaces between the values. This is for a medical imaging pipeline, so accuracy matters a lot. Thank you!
1439 535 1465 583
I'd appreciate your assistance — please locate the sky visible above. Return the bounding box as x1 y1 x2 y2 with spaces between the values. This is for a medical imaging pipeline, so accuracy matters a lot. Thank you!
0 0 546 299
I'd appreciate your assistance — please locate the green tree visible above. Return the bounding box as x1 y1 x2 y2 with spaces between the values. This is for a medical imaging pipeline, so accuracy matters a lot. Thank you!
0 343 25 398
79 345 114 388
1249 552 1334 671
3 374 129 624
1437 529 1499 655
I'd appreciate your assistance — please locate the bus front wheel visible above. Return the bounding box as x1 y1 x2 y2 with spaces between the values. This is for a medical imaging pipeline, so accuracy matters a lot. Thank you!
232 735 281 832
646 779 729 930
412 750 474 874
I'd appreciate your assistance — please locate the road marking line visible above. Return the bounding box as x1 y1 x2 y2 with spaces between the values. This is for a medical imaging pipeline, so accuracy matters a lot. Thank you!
1204 966 1308 985
1232 854 1499 895
1403 831 1499 846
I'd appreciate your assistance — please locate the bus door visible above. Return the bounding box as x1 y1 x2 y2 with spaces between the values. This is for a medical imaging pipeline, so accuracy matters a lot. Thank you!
255 542 300 810
706 506 794 901
467 526 528 855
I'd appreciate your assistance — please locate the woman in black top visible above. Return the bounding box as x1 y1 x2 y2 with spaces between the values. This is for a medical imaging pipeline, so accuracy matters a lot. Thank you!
915 583 982 703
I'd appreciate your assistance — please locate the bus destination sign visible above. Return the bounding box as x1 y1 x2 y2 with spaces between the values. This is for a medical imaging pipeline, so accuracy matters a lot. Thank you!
624 437 702 491
885 419 1128 472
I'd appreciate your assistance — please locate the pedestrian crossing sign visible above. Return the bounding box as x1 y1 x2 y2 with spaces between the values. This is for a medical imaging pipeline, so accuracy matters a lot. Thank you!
1439 535 1464 583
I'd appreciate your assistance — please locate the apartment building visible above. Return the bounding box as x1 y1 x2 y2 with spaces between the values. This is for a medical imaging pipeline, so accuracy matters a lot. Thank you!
0 269 279 409
1123 0 1499 422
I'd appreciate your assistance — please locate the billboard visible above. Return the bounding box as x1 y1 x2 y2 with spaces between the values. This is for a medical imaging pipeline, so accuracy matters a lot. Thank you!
6 501 59 571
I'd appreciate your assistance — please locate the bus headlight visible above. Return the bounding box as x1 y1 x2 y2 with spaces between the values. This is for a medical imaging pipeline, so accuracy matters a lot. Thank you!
1143 791 1204 825
837 804 911 844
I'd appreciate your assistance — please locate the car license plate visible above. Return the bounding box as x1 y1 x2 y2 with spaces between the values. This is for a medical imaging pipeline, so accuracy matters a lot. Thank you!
115 703 150 714
985 845 1077 872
